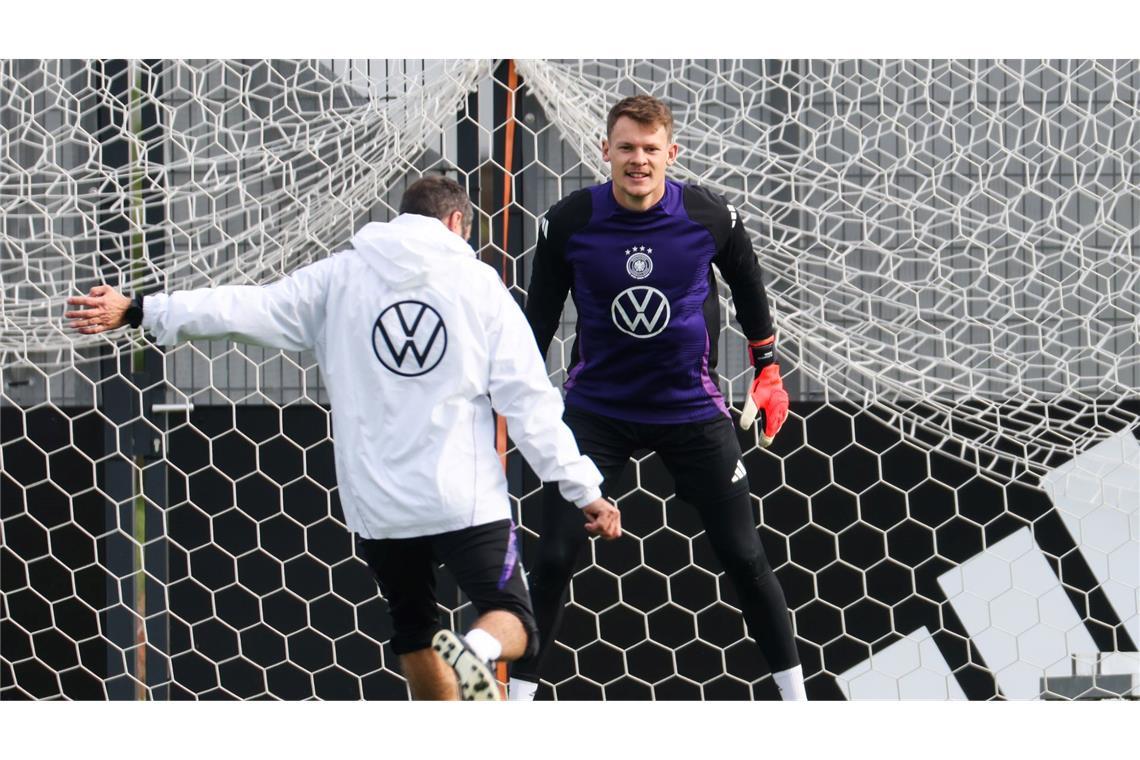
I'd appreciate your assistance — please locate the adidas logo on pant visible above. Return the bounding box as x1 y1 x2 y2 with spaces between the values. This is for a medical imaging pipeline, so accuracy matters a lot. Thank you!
731 459 747 484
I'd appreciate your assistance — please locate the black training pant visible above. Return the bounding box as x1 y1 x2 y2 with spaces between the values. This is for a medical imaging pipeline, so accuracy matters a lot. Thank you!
511 406 800 684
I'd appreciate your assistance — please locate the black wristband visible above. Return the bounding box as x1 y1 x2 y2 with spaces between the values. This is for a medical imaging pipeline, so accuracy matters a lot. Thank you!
749 336 775 372
125 294 144 329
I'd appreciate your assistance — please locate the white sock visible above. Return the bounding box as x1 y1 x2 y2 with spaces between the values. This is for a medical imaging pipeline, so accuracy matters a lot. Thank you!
463 628 502 663
508 677 538 701
772 665 807 701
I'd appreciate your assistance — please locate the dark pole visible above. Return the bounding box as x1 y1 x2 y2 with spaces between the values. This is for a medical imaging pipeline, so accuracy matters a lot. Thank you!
135 59 171 700
94 58 139 701
94 59 169 700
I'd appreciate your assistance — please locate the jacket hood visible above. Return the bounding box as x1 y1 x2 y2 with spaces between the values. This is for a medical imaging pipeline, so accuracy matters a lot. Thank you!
351 213 475 289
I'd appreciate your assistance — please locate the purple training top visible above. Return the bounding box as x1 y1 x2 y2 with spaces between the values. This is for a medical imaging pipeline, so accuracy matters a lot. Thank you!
525 179 774 426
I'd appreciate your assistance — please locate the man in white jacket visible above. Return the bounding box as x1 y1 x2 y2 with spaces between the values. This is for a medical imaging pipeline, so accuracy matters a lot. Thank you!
65 175 620 701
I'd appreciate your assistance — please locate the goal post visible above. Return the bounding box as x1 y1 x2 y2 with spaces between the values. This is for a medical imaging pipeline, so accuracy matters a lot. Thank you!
1 58 1137 700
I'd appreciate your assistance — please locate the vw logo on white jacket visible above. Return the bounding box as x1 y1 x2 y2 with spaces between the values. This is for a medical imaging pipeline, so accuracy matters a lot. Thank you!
373 301 447 376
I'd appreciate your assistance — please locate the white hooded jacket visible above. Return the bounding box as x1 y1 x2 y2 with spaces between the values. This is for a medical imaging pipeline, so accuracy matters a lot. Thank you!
143 213 603 539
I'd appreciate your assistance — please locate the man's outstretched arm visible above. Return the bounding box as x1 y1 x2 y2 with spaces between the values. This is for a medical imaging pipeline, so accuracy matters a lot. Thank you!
64 259 336 352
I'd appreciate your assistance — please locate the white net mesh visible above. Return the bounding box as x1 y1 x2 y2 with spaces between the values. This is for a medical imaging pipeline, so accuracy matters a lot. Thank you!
2 59 1137 701
518 58 1140 478
2 59 489 364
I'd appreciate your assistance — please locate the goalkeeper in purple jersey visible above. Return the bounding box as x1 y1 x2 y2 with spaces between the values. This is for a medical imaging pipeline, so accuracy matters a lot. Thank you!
509 95 805 701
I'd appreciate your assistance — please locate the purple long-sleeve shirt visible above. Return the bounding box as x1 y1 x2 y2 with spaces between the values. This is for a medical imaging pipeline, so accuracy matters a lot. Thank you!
525 180 774 424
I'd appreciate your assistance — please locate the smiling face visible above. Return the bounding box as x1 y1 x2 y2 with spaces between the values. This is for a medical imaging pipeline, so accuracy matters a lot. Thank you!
602 115 679 212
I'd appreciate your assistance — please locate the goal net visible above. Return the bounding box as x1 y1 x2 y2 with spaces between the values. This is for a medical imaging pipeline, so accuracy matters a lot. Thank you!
2 58 1137 700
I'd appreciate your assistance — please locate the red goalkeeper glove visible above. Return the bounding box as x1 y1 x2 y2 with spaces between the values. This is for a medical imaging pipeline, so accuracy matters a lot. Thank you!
740 336 788 447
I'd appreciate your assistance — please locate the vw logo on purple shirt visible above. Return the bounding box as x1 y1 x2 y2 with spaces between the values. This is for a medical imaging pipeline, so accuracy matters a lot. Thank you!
611 286 671 339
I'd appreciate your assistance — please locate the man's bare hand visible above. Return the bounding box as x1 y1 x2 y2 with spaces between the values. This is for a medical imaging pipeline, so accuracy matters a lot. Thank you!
582 497 621 540
65 285 131 334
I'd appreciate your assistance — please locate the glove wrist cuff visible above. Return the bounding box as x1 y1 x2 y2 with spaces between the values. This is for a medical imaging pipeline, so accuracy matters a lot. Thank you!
748 335 776 372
